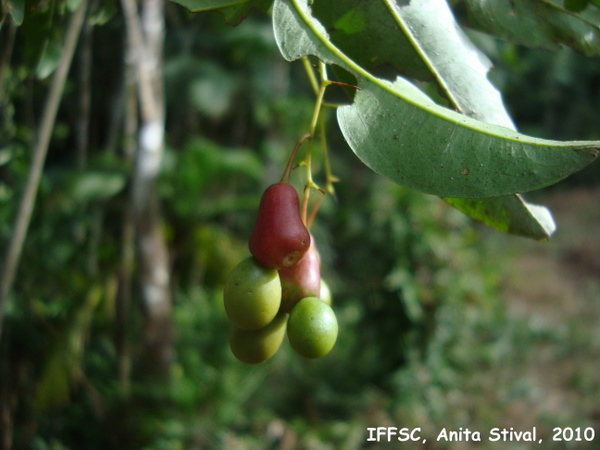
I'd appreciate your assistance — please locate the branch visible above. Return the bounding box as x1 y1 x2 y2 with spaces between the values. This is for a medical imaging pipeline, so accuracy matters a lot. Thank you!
0 0 88 340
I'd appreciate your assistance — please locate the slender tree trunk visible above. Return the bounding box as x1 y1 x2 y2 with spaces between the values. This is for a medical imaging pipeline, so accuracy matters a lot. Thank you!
121 0 173 380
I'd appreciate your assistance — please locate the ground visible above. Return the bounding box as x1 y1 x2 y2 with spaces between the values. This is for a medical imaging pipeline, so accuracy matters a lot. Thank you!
479 185 600 449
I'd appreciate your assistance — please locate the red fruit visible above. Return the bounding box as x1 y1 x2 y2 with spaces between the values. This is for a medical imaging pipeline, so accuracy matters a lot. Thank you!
249 183 311 269
279 237 320 314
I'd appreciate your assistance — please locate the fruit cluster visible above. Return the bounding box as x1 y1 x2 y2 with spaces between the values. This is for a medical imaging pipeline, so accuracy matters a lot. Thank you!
223 182 338 364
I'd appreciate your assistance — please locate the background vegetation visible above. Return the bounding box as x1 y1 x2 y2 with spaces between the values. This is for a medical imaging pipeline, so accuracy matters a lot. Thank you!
1 1 599 449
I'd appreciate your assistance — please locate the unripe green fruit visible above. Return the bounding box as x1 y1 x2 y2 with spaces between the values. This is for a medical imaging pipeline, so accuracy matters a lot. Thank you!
230 314 287 364
287 297 338 359
279 238 320 314
248 183 311 269
224 256 281 330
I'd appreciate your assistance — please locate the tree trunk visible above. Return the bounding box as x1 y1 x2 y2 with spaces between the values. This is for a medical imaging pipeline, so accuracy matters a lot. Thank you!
121 0 173 380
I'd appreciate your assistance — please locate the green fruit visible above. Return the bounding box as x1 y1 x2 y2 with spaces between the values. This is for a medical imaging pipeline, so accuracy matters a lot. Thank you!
287 297 338 359
224 256 281 330
230 314 287 364
564 0 588 11
320 279 332 306
248 183 311 269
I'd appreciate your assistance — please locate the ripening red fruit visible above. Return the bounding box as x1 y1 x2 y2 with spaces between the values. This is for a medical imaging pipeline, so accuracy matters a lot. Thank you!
248 183 311 269
278 237 320 314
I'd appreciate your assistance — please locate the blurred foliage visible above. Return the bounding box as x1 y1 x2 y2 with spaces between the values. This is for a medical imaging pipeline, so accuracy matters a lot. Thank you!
1 2 599 449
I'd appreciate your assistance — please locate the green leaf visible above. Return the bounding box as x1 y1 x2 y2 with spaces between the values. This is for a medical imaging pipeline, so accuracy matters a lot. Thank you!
189 62 239 118
311 1 431 82
456 0 600 56
309 0 563 240
169 0 273 25
274 0 599 199
312 0 514 128
273 0 600 239
375 0 559 239
36 36 63 79
338 78 599 198
69 170 127 203
443 195 556 240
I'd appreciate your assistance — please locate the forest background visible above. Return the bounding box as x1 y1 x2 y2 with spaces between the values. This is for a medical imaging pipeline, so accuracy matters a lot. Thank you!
1 0 600 448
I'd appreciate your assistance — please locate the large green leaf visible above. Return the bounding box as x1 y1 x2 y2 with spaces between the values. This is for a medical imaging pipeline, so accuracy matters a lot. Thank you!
310 1 432 83
170 0 273 25
308 0 560 240
455 0 600 56
312 0 514 129
337 78 598 198
273 0 599 198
